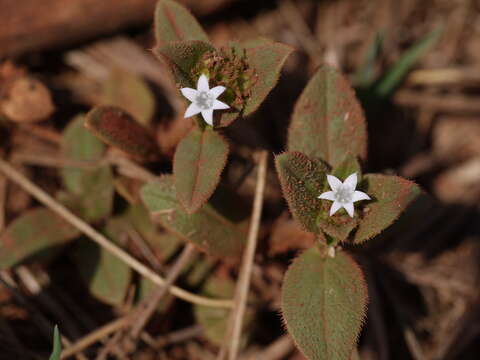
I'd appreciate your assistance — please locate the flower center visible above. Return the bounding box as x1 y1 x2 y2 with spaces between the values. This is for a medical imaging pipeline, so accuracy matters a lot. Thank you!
195 91 214 110
335 185 353 204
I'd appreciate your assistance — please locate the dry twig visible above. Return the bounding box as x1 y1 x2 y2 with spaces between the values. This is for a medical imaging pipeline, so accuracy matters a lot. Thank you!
0 157 233 309
126 243 196 347
227 151 268 360
60 317 131 359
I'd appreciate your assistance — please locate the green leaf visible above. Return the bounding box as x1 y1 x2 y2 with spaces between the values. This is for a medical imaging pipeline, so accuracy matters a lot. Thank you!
75 167 114 222
194 276 254 346
49 325 62 360
174 127 229 213
154 40 216 88
72 218 131 306
85 105 159 161
275 152 328 234
61 114 105 194
332 154 362 181
282 248 368 360
353 174 421 243
141 176 245 257
154 0 209 45
61 115 114 222
375 27 442 97
288 66 367 167
241 38 293 117
59 168 114 223
0 208 79 270
103 70 156 126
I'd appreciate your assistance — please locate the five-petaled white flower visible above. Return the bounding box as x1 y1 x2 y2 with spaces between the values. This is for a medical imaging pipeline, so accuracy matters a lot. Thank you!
180 74 230 126
318 173 370 218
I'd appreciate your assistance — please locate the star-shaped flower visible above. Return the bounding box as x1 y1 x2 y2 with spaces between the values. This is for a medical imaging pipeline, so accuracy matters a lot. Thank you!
318 173 371 217
180 74 230 126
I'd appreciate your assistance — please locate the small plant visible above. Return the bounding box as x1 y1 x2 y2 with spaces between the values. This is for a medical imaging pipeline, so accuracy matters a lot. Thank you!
140 0 290 218
275 67 421 359
87 1 421 358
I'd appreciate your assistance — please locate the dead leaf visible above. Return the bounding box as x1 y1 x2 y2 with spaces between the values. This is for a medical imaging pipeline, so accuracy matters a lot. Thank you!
0 76 55 123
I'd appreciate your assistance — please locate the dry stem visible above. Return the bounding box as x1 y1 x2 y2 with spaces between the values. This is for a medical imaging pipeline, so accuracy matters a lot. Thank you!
128 243 196 344
227 151 268 360
0 158 233 309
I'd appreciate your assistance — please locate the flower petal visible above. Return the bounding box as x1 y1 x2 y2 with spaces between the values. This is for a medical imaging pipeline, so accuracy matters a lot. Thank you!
318 191 336 201
352 190 371 202
343 202 355 217
197 74 209 92
180 87 197 102
212 99 230 110
329 201 342 216
201 109 214 126
343 172 357 190
327 174 343 191
210 86 226 98
184 103 201 118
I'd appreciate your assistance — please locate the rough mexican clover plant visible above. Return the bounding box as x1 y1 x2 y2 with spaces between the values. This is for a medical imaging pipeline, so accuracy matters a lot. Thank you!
84 0 291 256
275 67 421 360
80 1 421 359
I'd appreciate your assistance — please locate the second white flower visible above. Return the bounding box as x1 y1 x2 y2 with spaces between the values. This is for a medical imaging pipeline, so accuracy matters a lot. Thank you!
318 173 371 217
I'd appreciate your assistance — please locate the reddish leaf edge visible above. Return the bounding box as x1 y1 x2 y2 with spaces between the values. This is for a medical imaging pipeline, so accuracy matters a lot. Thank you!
280 249 369 360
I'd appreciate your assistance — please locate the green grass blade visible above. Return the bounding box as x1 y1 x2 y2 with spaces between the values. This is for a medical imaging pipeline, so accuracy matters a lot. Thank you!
49 325 61 360
375 27 442 97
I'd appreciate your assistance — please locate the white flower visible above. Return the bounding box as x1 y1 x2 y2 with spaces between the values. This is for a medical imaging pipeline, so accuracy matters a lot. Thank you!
318 173 371 218
180 74 230 126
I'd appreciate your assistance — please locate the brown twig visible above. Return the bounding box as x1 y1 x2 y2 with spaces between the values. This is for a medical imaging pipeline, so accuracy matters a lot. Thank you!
151 325 203 349
128 243 196 341
227 151 268 360
60 317 131 359
126 226 163 271
395 90 480 113
11 150 156 183
407 67 480 86
11 152 100 170
240 335 294 360
0 158 233 309
19 124 62 145
106 152 157 182
95 331 128 360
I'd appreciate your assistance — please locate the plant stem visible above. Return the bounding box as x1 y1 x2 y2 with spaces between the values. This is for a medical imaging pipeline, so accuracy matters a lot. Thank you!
227 151 268 360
